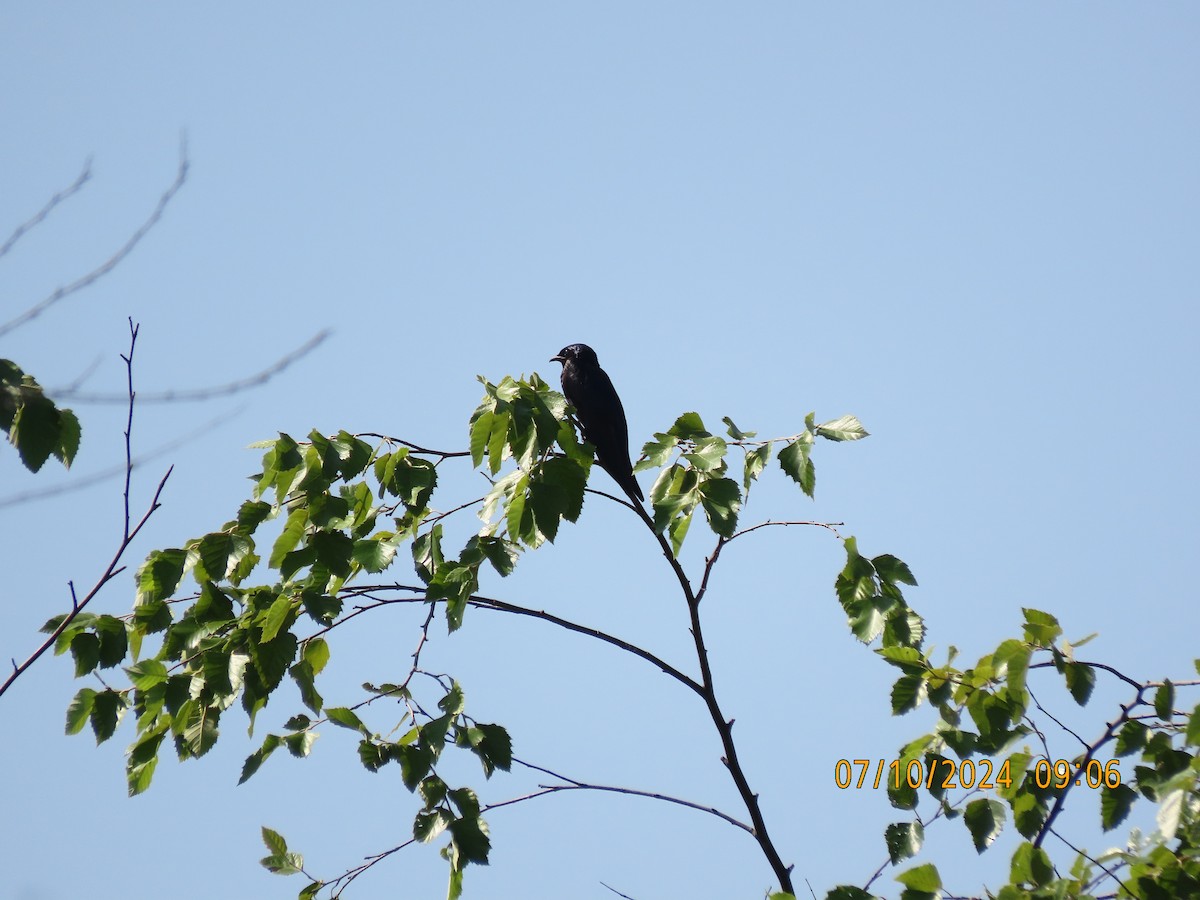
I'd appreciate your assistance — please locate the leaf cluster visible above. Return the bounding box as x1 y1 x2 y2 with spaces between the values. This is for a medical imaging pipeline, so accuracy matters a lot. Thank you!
2 359 80 472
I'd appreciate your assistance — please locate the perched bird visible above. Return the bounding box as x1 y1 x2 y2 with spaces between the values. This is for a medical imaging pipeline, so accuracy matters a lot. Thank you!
551 343 644 503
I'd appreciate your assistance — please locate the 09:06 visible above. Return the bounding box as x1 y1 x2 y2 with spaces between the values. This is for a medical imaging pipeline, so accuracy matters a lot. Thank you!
1033 758 1122 789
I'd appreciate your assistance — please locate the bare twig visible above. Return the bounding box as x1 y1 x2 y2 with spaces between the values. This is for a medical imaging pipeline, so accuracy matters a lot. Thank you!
511 757 754 834
52 329 331 403
0 158 93 260
0 139 188 339
1 322 171 699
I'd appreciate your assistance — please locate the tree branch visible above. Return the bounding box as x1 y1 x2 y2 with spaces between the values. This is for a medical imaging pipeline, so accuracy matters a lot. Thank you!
0 157 92 259
51 329 331 403
326 585 704 696
1 322 171 699
624 497 797 892
0 138 189 338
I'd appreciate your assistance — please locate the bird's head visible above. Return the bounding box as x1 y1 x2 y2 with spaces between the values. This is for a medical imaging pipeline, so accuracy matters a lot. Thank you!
550 343 598 366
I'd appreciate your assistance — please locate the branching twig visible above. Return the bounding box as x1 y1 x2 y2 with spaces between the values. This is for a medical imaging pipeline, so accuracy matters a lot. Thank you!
318 586 703 696
1033 681 1148 850
623 499 797 893
0 138 189 338
0 321 171 699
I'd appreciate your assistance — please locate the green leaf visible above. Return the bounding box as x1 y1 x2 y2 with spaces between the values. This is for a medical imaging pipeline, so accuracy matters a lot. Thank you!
239 734 282 784
90 689 124 743
721 416 755 440
126 726 165 796
448 815 491 865
1009 841 1053 887
963 797 1005 852
8 389 59 472
260 593 296 644
262 826 288 856
66 687 96 734
69 631 100 677
352 536 398 573
778 436 815 497
1100 783 1136 830
890 674 925 715
463 722 513 777
1021 608 1061 645
415 808 454 843
1154 680 1174 720
698 476 741 538
1062 661 1095 706
326 707 368 734
284 730 317 758
94 615 129 668
742 442 772 492
885 820 924 864
815 414 869 441
872 554 918 586
894 862 941 891
1116 719 1149 756
1187 703 1200 746
136 548 186 605
54 408 81 468
683 435 727 472
270 508 308 570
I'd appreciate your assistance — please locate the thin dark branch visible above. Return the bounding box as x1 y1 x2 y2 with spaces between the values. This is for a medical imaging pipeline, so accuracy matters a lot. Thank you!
0 324 171 699
467 593 704 696
623 499 796 893
52 329 331 403
323 585 704 696
1048 825 1134 898
1033 682 1147 850
729 519 845 542
0 157 92 259
355 433 471 459
0 138 188 339
1029 659 1143 691
1027 681 1089 751
600 881 638 900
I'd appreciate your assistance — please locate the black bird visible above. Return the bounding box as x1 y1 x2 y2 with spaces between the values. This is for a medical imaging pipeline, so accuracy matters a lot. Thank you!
551 343 644 503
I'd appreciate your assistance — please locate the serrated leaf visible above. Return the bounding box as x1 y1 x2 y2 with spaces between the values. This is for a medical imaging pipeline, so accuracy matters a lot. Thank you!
1100 783 1136 831
963 797 1005 852
778 437 815 497
240 734 282 784
815 414 869 441
1154 680 1174 720
415 808 454 843
894 862 941 891
326 707 368 734
66 688 96 735
885 820 924 864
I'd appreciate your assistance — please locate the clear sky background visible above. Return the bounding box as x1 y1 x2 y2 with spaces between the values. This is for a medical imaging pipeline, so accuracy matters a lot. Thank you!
1 5 1197 900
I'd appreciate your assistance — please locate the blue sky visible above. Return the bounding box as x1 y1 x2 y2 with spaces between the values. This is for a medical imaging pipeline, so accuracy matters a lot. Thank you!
2 5 1197 899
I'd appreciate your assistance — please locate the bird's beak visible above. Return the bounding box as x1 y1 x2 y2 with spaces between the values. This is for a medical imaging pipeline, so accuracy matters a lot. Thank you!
550 355 564 363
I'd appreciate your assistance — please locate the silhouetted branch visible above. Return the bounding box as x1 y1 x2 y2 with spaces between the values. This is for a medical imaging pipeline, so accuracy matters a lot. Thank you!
1 321 171 699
